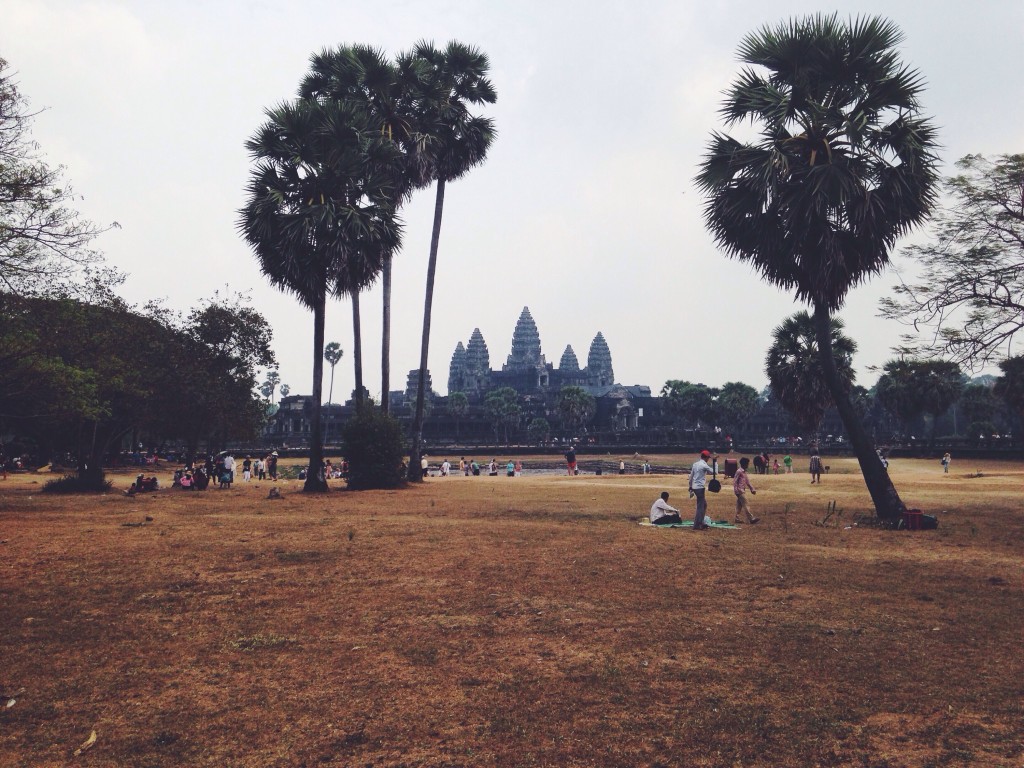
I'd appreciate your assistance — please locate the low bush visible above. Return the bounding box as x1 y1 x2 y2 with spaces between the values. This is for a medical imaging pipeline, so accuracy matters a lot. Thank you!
42 474 113 494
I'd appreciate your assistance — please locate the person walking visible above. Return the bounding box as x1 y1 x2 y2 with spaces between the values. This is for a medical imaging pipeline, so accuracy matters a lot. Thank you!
783 454 793 473
565 446 577 476
942 452 951 474
733 457 760 524
689 450 714 530
809 450 823 484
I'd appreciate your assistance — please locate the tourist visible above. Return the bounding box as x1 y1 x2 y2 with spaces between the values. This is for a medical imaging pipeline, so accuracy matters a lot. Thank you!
441 459 451 477
565 446 577 476
242 456 252 482
649 491 682 525
506 460 515 477
514 460 522 477
267 452 278 481
421 455 429 478
772 458 780 475
809 450 823 484
471 459 480 476
942 452 951 474
460 457 467 475
732 457 760 524
619 459 625 475
488 459 498 476
783 454 793 473
179 472 194 490
688 450 713 530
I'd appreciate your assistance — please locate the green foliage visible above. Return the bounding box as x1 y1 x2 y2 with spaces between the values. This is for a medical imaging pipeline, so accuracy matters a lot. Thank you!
0 292 274 485
696 14 938 313
883 154 1024 366
485 387 521 444
994 355 1024 421
660 380 717 428
42 474 112 494
557 386 596 434
765 311 857 433
341 406 406 490
716 382 760 432
876 359 964 434
527 417 551 444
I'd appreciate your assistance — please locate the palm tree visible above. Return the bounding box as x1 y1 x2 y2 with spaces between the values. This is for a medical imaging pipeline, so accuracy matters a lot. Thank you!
279 384 290 398
301 45 429 415
406 40 497 481
697 15 939 520
323 342 343 405
557 386 596 439
447 390 469 439
239 97 401 492
263 370 281 403
765 311 857 434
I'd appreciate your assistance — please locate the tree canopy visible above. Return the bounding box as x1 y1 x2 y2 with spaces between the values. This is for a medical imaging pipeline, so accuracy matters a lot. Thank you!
0 57 116 295
883 154 1024 367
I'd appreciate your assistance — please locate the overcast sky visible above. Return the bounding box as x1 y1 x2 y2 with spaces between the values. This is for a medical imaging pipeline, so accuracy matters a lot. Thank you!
4 0 1023 401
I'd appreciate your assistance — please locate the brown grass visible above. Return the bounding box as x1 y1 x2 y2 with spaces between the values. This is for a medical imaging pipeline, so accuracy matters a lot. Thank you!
1 455 1021 767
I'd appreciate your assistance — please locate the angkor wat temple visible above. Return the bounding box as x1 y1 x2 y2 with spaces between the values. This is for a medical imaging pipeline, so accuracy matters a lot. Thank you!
447 307 619 402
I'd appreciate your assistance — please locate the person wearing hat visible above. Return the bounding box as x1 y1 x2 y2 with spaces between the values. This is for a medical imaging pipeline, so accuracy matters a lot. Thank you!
267 451 279 481
688 450 714 530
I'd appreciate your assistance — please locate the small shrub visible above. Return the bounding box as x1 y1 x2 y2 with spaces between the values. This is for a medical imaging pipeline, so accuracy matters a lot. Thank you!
342 406 406 490
42 474 112 494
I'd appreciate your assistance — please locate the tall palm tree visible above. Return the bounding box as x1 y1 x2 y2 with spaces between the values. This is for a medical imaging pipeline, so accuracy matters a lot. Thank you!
239 97 401 492
697 15 939 520
406 40 497 481
263 369 281 403
323 342 343 405
765 311 857 434
301 45 429 415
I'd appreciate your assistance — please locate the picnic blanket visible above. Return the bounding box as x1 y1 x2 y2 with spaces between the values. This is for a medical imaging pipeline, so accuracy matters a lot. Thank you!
638 519 740 529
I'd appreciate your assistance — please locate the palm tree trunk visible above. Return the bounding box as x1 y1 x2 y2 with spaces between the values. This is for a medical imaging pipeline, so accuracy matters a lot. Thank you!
812 303 904 520
352 291 364 409
381 253 392 415
408 178 446 482
328 364 336 407
305 295 328 492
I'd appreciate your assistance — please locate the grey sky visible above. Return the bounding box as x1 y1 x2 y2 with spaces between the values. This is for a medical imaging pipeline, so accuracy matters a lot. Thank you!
4 0 1022 400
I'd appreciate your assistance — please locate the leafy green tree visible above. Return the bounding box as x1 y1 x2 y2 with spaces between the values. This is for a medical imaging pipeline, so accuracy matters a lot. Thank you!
882 155 1024 366
557 386 596 437
765 312 856 434
958 384 998 432
697 15 939 520
660 380 718 429
407 41 497 481
484 387 521 445
716 382 760 437
993 356 1024 424
447 391 469 439
239 95 401 491
876 359 963 441
342 404 406 489
527 416 551 445
324 342 343 405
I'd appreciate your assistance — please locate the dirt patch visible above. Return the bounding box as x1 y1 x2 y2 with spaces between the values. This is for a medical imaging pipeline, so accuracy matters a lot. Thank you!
1 456 1021 766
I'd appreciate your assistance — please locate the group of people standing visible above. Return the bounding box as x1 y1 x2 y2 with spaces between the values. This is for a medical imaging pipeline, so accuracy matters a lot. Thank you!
174 452 280 490
649 450 761 529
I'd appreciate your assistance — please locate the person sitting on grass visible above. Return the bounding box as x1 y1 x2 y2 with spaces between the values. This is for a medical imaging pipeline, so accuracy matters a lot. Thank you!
649 491 682 526
179 472 194 490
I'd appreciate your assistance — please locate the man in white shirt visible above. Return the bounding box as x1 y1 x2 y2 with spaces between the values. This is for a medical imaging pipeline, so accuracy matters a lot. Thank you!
649 491 682 525
689 450 713 530
223 453 235 484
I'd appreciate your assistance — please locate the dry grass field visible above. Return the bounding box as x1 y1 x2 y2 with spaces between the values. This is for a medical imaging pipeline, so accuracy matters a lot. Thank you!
1 454 1021 767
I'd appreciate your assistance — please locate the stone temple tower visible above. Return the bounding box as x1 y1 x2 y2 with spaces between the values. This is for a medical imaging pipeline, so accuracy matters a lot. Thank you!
447 328 491 398
504 307 545 369
586 332 614 388
559 345 580 372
